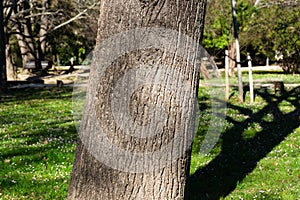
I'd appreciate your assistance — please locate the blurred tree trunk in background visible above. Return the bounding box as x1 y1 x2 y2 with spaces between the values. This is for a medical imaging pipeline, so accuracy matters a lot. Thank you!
6 44 16 80
0 0 7 92
228 42 236 77
38 0 49 61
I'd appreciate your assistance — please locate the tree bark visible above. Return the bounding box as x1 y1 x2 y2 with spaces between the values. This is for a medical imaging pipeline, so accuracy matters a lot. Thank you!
68 1 206 199
6 44 16 80
0 0 7 92
231 0 243 102
15 25 35 68
12 0 36 69
22 0 36 66
228 42 236 77
38 0 49 61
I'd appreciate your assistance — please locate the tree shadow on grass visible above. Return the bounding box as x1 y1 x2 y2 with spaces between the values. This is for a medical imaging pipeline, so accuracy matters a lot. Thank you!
189 86 300 200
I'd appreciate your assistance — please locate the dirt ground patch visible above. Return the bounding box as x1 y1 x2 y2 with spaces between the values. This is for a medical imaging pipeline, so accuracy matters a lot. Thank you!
10 66 89 87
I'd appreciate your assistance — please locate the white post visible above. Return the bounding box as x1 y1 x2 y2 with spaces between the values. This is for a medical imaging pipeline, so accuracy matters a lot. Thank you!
225 50 230 101
248 53 254 103
266 57 269 67
57 54 60 67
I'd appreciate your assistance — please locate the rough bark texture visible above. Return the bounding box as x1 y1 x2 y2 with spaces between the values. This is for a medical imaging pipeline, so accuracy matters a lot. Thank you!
228 42 236 77
68 1 206 199
24 1 35 59
38 0 49 61
0 1 7 92
15 32 34 68
6 44 17 80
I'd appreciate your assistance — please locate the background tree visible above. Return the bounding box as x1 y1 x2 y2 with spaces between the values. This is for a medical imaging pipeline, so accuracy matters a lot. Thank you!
2 0 99 79
203 0 232 56
0 0 7 91
203 0 300 74
245 2 300 73
203 0 256 76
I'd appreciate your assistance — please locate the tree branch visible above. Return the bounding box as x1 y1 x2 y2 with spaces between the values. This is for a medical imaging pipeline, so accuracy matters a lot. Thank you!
51 1 100 31
4 0 18 26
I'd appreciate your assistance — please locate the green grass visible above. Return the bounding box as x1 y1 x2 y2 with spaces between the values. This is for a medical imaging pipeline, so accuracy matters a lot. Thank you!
0 87 76 199
190 82 300 199
0 73 299 199
228 136 300 199
221 70 300 86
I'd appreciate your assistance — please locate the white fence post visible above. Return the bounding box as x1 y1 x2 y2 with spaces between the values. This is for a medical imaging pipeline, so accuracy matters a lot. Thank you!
248 53 254 103
225 50 230 101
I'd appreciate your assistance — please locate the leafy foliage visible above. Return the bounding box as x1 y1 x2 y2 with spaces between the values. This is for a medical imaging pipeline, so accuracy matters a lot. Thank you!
203 0 256 55
248 4 300 73
203 0 300 73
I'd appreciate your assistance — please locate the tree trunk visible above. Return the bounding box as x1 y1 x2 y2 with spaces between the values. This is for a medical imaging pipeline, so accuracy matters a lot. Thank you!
228 42 236 77
231 0 243 102
15 27 35 68
0 0 7 92
21 0 36 67
38 0 49 61
68 1 206 199
6 44 16 80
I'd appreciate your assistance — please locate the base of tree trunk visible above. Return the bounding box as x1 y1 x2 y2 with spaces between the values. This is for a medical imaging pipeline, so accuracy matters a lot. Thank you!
68 140 191 200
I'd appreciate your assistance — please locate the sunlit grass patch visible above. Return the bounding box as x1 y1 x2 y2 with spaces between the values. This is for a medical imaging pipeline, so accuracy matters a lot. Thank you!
0 87 76 199
0 79 299 199
227 128 300 199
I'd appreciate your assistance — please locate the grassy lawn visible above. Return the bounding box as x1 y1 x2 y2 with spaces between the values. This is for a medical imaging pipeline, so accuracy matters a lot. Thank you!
224 70 300 85
190 84 300 199
0 71 299 199
0 87 76 199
